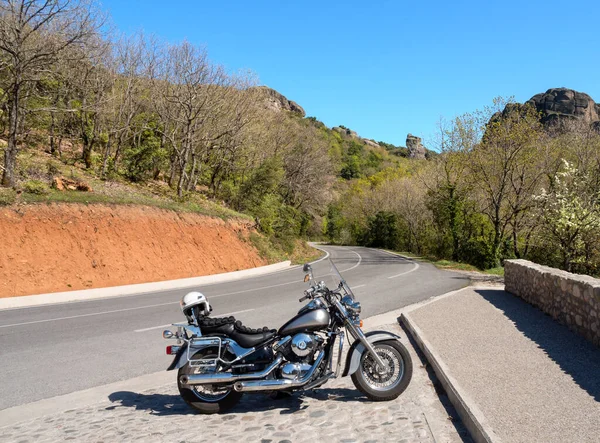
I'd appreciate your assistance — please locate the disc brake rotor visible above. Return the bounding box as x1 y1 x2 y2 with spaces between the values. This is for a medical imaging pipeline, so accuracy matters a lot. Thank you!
362 347 404 390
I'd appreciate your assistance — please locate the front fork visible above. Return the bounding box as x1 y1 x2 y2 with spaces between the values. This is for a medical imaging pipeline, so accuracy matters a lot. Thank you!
343 316 388 371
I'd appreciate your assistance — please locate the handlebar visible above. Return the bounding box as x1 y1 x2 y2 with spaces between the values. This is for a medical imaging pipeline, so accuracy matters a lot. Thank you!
299 286 315 302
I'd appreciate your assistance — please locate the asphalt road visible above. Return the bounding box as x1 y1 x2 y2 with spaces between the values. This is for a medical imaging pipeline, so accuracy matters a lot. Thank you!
0 246 469 410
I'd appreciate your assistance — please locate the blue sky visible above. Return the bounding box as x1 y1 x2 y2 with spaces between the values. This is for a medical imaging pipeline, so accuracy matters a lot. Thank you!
101 0 600 147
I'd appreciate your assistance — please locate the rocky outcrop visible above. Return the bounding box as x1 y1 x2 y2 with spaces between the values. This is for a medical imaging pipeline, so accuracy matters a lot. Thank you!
52 176 92 192
333 126 382 148
362 139 380 148
333 126 359 138
526 88 600 127
406 134 426 159
254 86 305 117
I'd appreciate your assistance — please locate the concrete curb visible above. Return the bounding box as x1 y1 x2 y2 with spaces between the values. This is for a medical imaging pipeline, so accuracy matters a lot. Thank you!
400 286 503 443
0 260 292 311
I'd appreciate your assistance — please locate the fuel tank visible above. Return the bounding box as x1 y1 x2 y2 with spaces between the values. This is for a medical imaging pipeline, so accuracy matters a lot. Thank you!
278 308 330 336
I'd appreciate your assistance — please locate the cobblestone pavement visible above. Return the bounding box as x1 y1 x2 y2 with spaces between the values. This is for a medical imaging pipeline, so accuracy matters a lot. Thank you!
0 324 469 443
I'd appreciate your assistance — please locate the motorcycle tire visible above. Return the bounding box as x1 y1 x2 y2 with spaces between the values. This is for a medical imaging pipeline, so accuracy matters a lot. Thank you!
351 339 413 401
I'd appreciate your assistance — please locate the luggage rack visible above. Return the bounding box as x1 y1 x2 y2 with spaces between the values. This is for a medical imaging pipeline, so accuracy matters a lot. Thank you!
187 336 222 368
168 323 226 368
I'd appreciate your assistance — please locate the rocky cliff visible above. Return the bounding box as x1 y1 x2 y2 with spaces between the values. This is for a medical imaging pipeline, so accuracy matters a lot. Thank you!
406 134 427 159
526 88 600 128
254 86 306 117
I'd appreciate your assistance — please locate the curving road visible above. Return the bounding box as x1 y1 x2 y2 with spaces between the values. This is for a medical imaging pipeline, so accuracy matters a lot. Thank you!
0 246 469 410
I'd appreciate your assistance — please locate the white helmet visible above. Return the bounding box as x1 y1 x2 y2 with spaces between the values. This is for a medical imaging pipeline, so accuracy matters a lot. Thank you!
180 291 211 323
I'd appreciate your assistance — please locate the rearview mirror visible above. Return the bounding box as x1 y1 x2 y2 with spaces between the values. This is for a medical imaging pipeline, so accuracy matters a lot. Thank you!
303 263 312 273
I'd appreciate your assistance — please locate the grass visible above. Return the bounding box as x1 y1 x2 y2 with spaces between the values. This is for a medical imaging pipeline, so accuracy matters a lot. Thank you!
288 240 324 265
6 147 251 220
386 249 504 276
20 188 247 219
0 187 16 206
245 233 323 265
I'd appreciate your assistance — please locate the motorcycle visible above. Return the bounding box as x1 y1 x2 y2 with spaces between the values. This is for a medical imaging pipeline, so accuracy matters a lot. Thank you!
163 259 413 414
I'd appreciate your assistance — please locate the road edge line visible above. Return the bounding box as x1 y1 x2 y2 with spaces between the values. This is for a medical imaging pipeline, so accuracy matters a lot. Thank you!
400 288 503 443
0 261 292 311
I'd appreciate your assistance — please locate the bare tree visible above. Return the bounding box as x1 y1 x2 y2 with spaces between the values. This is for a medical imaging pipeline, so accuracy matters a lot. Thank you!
151 41 216 196
0 0 101 186
65 37 113 168
101 32 149 176
280 119 335 212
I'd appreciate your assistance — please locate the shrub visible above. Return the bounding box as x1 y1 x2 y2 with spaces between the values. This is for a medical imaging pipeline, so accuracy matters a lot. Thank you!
23 179 50 195
0 188 16 206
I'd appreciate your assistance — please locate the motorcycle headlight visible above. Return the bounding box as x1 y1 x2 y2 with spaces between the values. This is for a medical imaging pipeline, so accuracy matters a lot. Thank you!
346 301 361 315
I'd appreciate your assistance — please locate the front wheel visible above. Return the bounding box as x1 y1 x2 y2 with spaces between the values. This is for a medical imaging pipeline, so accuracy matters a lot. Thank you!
351 339 412 401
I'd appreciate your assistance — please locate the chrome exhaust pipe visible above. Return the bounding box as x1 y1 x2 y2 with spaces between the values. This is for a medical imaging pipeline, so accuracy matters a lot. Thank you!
234 350 325 392
180 356 283 386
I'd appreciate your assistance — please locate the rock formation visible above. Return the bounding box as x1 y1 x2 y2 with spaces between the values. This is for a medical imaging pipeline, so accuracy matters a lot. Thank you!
362 139 380 148
406 134 426 159
333 126 359 138
254 86 305 117
332 126 381 148
526 88 600 128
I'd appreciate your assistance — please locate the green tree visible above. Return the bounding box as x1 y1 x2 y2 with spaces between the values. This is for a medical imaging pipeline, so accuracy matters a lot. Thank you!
535 160 600 272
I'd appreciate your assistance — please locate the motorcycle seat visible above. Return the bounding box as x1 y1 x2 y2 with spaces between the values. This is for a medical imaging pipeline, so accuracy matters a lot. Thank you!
198 315 276 348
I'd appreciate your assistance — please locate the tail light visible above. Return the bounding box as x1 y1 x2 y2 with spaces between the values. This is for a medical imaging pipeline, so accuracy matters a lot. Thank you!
166 345 180 355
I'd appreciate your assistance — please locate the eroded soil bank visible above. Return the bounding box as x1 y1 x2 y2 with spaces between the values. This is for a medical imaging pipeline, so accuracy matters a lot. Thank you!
0 204 266 297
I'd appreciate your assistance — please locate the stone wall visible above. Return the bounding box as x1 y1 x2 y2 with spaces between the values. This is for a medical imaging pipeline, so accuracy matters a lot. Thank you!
505 259 600 346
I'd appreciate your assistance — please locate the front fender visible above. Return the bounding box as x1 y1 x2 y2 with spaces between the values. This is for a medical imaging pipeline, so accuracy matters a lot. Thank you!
167 344 188 371
341 330 401 377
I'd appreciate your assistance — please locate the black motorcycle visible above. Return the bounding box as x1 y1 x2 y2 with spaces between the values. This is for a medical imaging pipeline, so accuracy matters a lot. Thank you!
164 259 413 414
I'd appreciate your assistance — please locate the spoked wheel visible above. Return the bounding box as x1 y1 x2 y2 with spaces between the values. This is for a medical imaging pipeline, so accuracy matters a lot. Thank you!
351 340 413 401
177 348 242 414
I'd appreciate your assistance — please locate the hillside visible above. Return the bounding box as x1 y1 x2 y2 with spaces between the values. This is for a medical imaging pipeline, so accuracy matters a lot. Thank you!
0 204 266 297
2 0 599 285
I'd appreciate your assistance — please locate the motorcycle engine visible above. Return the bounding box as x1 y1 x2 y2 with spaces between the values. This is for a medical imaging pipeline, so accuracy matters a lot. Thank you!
277 333 322 380
291 333 316 357
279 333 321 363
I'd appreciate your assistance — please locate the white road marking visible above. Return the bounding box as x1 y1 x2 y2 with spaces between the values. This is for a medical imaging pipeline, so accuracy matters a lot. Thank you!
340 250 362 273
0 301 178 329
211 280 301 298
134 309 255 333
353 284 366 289
371 248 410 260
210 249 361 297
0 248 361 328
388 262 420 279
310 247 330 264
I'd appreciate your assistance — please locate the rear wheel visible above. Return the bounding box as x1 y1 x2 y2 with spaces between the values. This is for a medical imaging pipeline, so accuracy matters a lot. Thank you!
177 348 242 414
351 340 412 401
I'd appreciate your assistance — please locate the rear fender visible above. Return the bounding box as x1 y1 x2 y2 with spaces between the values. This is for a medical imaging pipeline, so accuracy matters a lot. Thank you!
341 330 401 377
167 343 188 371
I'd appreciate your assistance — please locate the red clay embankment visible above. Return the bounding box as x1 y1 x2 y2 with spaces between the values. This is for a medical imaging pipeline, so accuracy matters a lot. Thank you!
0 204 266 297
